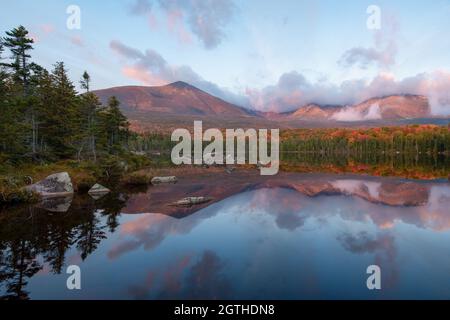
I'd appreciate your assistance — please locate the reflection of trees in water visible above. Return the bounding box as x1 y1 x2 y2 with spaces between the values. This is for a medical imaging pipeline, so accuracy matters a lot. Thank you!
281 152 450 178
0 238 42 300
0 192 128 300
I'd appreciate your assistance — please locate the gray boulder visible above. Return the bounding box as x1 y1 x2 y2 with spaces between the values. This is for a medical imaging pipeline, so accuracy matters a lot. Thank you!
25 172 73 198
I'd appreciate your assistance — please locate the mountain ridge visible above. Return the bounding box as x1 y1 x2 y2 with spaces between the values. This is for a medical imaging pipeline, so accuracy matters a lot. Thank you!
92 81 447 131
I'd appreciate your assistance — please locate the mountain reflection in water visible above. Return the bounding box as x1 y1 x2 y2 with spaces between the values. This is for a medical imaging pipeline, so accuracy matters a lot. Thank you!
1 172 450 300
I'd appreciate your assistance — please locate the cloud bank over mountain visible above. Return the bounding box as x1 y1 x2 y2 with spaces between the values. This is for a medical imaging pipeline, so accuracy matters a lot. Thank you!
246 70 450 116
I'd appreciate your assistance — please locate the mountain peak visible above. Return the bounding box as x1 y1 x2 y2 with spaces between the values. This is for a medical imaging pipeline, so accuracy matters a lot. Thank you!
93 81 254 121
166 81 196 90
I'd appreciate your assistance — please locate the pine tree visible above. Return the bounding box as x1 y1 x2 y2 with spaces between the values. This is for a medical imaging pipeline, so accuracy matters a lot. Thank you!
79 71 102 161
80 71 90 92
2 26 37 155
2 25 33 93
0 40 26 156
0 41 10 152
31 65 54 154
42 62 81 157
99 96 129 154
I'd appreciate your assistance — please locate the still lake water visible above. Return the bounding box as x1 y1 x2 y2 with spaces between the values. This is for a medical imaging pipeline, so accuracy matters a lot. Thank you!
1 171 450 300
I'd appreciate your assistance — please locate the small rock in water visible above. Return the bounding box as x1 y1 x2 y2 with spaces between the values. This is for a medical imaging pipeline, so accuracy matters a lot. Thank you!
151 176 177 184
225 166 235 174
171 197 213 207
88 183 111 200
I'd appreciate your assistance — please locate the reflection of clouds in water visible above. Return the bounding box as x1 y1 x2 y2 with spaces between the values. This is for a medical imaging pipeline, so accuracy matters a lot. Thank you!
419 185 450 231
127 254 191 299
108 214 193 259
337 231 394 254
337 230 399 289
106 178 450 299
108 199 231 259
127 251 231 299
247 188 306 231
332 180 382 199
183 251 232 299
109 179 450 260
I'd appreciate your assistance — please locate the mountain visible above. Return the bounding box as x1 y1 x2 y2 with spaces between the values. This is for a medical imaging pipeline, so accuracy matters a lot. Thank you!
285 95 431 122
333 95 431 121
93 81 278 131
93 81 253 117
93 82 445 131
287 103 342 121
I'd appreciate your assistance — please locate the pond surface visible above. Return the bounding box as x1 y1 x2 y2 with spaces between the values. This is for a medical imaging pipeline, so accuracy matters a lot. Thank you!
1 171 450 299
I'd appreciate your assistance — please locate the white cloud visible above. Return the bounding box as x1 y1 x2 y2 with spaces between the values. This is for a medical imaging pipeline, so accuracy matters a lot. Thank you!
128 0 235 49
332 103 381 122
338 14 398 70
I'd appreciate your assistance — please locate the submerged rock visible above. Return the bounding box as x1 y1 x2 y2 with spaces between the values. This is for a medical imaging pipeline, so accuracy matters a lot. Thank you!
151 176 177 184
170 197 213 207
88 183 111 200
25 172 73 198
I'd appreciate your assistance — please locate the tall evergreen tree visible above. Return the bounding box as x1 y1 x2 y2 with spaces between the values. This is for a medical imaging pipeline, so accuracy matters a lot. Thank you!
100 96 129 153
42 62 81 157
0 40 25 156
79 71 102 161
80 71 90 92
2 25 33 93
2 26 38 155
31 65 54 154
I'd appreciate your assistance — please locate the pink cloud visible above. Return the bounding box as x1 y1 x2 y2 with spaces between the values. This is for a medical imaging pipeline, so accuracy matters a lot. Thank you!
40 23 55 34
122 65 166 86
166 9 192 45
70 35 84 47
148 13 158 29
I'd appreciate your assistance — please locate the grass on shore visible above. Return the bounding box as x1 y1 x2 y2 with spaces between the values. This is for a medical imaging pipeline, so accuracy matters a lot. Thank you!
0 154 161 205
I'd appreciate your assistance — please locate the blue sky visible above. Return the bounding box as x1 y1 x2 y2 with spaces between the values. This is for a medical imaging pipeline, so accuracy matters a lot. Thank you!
1 0 450 112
